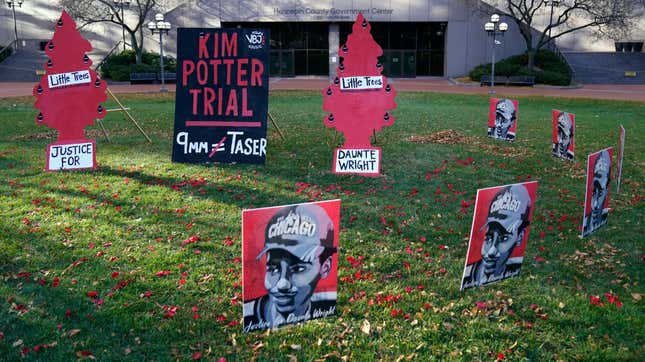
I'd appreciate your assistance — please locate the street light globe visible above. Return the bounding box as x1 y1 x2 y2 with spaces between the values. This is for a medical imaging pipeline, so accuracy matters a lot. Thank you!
163 22 171 30
491 14 500 23
155 13 164 21
499 22 509 32
484 22 495 32
147 21 156 30
156 21 164 29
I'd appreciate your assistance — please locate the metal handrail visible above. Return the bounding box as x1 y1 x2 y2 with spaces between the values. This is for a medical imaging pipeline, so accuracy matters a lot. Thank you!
549 43 575 81
0 40 18 62
94 40 127 72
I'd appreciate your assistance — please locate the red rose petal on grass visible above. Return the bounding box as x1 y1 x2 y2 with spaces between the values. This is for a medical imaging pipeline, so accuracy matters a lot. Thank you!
77 350 94 358
111 272 119 279
192 352 202 360
539 231 545 239
66 309 72 318
156 270 171 277
52 277 60 287
86 291 98 298
590 295 604 306
0 331 4 340
497 352 505 360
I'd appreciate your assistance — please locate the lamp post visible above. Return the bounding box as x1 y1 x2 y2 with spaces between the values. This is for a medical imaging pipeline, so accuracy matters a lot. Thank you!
113 0 130 52
544 0 560 48
6 0 24 49
148 13 171 92
484 14 508 94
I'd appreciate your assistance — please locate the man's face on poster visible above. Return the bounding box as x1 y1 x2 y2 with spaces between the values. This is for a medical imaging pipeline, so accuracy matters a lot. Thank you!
591 173 609 217
495 100 515 138
264 249 322 316
557 113 572 155
481 221 522 276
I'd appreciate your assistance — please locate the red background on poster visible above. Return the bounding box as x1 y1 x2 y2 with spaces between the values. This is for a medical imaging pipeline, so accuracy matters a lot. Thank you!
464 181 538 265
488 98 519 135
583 148 613 216
322 13 397 148
551 109 575 154
33 11 107 142
242 200 341 302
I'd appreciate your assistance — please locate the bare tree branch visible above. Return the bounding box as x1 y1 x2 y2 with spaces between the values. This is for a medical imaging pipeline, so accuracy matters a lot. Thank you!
60 0 165 64
481 0 643 70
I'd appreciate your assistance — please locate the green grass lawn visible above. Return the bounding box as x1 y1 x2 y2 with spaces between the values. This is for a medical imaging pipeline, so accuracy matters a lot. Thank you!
0 91 643 361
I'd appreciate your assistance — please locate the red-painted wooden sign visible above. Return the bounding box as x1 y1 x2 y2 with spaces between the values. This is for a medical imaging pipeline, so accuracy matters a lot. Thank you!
33 11 107 171
322 13 397 176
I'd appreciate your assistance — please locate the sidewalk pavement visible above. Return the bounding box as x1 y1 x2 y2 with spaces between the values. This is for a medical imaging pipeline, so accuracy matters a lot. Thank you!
1 78 644 102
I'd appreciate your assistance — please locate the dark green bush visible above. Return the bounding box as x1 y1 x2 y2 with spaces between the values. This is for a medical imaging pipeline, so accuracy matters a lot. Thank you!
468 49 571 85
535 70 571 86
100 50 176 81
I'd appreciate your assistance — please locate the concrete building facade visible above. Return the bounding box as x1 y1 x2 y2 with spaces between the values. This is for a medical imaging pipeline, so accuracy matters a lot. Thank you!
1 0 643 78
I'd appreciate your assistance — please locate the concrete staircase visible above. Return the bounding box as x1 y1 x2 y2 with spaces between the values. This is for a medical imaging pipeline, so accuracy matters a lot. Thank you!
562 52 645 84
0 40 48 82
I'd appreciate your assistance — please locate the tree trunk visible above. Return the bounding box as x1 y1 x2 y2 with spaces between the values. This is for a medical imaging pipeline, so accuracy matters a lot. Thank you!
527 47 536 72
130 31 142 64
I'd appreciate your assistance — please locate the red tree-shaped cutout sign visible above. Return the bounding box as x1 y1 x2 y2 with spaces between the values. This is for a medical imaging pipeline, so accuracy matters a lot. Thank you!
33 11 107 142
323 13 397 148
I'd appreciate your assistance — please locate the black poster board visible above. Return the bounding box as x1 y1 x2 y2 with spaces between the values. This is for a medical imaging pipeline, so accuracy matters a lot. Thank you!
172 28 269 164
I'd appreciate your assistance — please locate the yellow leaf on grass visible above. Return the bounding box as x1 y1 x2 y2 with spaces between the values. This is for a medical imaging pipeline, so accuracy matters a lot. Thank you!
361 319 371 335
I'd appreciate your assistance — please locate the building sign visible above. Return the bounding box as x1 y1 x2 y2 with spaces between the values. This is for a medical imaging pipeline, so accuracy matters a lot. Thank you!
172 28 269 164
273 7 394 20
322 13 397 177
33 11 107 171
242 200 340 332
461 181 538 291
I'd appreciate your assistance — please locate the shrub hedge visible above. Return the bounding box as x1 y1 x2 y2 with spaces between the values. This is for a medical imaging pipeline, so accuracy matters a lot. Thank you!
100 50 177 81
469 49 572 86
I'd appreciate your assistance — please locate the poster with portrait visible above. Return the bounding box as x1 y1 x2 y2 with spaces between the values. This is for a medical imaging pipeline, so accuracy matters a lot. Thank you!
487 98 519 141
242 199 340 332
616 125 625 193
552 110 575 161
582 147 613 237
172 27 269 164
461 181 538 291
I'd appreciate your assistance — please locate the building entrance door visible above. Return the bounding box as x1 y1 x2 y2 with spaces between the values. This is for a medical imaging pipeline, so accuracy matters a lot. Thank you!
381 50 416 78
270 50 295 77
